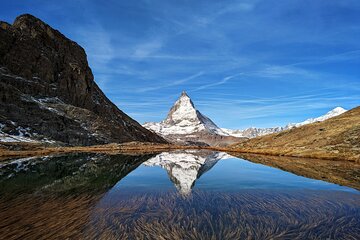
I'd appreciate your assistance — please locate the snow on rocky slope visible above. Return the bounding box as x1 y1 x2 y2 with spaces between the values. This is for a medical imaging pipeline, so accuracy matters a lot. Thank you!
222 107 347 138
143 92 243 146
143 150 233 195
0 121 56 144
285 107 347 129
144 91 227 136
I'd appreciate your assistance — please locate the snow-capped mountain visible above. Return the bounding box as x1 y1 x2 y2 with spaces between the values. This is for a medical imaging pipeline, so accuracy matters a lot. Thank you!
143 92 242 146
222 107 347 138
144 91 227 136
143 150 232 195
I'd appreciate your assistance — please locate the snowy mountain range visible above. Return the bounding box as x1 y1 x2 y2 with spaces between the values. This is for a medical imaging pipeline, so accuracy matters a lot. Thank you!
143 91 347 143
143 150 232 195
221 107 347 138
284 107 347 129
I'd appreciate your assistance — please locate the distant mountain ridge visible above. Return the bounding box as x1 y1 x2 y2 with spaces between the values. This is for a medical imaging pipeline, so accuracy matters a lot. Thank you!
222 107 347 138
285 107 347 129
143 91 347 144
230 106 360 161
0 14 165 145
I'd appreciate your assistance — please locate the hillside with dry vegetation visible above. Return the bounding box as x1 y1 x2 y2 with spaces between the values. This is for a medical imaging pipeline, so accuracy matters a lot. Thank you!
230 106 360 161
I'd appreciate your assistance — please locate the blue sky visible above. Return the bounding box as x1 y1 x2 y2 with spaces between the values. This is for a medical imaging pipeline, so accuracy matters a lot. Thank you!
1 0 360 129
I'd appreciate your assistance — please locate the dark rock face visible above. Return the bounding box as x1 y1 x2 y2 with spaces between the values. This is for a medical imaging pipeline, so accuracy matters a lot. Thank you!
0 14 165 145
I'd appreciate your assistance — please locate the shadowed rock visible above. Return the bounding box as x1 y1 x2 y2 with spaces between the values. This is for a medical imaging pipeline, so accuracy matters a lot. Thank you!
0 14 165 145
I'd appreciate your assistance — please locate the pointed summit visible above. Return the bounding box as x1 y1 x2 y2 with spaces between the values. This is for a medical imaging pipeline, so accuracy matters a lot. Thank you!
143 91 230 144
164 91 197 125
181 90 189 97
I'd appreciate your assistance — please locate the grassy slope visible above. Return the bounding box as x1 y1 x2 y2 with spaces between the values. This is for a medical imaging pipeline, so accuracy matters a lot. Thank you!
230 106 360 161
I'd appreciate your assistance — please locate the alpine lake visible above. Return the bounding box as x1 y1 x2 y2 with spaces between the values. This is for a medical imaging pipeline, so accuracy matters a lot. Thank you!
0 150 359 239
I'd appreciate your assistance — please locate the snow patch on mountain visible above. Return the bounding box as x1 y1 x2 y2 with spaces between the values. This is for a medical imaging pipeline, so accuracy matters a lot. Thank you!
0 121 56 144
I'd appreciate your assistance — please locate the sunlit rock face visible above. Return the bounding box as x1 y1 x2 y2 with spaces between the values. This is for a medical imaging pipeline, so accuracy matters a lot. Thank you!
143 151 232 195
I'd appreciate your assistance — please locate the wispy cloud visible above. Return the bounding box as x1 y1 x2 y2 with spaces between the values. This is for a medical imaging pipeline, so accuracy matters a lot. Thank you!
136 71 204 93
288 49 360 67
217 2 255 15
191 1 256 28
192 73 243 91
71 21 115 90
132 38 164 59
75 24 114 67
253 65 318 79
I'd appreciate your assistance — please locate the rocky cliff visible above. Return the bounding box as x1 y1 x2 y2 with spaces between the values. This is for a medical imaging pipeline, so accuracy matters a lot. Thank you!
0 14 165 145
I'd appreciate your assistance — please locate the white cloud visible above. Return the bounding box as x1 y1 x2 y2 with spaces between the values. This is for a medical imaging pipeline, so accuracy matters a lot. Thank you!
136 71 204 93
256 65 317 78
133 39 164 58
192 73 243 91
74 24 114 68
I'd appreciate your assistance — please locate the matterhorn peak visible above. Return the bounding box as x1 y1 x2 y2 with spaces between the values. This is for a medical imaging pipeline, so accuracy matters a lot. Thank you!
164 91 197 125
181 90 189 97
143 91 228 139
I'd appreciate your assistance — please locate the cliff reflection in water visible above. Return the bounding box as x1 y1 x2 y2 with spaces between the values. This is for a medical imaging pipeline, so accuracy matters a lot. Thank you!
0 153 154 196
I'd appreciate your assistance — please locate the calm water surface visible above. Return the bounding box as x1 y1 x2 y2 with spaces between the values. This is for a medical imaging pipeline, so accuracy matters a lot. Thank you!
0 150 359 239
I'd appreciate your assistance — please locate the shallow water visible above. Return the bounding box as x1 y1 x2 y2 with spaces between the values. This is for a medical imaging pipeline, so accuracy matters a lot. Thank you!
0 150 359 239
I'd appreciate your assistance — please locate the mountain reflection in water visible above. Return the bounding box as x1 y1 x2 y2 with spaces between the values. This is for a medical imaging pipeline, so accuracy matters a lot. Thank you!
143 151 232 195
0 151 359 239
